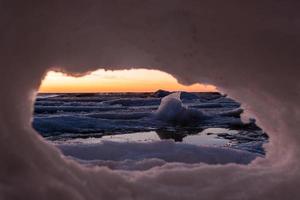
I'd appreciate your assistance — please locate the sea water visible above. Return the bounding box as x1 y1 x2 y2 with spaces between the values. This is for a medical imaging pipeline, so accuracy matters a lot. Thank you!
33 91 268 169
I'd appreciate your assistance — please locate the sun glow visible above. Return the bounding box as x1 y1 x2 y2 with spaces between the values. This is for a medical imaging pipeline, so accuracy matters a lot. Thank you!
39 69 217 93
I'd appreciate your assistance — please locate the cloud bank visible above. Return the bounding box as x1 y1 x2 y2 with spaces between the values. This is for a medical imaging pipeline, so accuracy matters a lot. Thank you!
0 1 299 199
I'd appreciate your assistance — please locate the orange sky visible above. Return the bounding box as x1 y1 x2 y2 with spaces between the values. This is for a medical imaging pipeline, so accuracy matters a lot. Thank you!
39 69 217 93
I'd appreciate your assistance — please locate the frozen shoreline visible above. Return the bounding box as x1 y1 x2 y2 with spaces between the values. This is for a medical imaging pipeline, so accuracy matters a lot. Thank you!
33 91 268 169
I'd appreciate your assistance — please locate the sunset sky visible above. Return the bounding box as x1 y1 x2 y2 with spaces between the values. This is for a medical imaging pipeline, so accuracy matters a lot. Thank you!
39 69 217 93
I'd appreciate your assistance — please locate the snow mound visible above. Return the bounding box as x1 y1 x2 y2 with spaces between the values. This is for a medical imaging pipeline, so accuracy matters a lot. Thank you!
155 92 206 125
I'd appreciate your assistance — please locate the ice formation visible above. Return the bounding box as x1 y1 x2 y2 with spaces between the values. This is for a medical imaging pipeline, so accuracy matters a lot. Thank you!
0 1 299 200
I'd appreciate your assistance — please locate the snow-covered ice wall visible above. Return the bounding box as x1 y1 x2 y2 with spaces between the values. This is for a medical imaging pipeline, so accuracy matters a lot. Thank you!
0 1 299 199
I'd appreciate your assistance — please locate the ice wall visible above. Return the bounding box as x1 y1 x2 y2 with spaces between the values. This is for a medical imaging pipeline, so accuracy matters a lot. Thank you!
0 1 299 200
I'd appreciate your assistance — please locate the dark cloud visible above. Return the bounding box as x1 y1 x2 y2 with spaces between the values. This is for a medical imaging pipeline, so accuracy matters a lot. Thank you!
0 0 299 199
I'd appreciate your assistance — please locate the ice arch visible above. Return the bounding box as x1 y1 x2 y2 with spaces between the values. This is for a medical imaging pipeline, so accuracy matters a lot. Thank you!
0 1 299 199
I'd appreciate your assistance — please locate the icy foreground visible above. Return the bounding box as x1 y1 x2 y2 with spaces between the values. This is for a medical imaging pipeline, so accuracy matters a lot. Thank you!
33 91 268 169
59 140 259 171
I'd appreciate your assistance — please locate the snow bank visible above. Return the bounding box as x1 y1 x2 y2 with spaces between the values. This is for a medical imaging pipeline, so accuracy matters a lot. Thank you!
58 140 258 170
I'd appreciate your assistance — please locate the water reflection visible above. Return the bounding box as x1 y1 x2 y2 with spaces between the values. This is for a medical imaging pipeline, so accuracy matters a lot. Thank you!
97 128 235 148
156 128 201 142
54 127 266 154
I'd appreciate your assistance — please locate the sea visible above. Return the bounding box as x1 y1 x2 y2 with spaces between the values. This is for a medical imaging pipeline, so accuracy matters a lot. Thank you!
33 90 268 170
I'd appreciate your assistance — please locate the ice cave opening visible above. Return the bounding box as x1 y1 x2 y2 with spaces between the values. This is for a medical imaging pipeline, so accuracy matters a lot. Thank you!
32 69 268 171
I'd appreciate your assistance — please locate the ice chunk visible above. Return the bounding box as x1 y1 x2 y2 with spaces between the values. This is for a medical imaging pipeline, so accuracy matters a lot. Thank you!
218 108 244 117
151 89 172 98
179 91 200 100
155 92 206 125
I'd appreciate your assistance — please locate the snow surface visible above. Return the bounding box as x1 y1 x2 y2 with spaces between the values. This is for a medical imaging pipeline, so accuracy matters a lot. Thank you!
58 140 259 171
